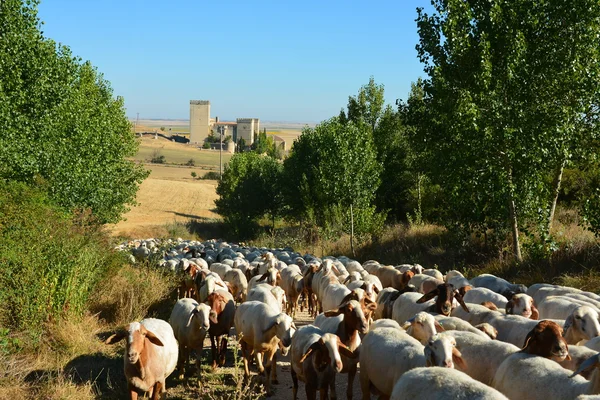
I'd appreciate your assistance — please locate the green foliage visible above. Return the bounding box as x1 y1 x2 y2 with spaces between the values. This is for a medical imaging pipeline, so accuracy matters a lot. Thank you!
251 130 281 159
0 0 148 224
202 141 211 149
186 158 196 166
0 181 123 340
412 0 600 257
190 171 197 178
283 118 384 238
237 137 247 152
159 126 165 132
202 171 221 180
215 152 283 237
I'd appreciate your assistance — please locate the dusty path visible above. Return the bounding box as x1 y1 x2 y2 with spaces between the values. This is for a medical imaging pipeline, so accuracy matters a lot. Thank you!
166 307 367 399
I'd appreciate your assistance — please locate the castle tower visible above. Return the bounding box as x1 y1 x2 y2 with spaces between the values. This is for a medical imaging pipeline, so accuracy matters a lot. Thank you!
236 118 260 145
189 100 210 143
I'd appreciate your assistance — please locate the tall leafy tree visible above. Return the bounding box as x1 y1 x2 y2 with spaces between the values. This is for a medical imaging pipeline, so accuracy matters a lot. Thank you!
282 118 384 247
0 0 148 223
413 0 600 260
215 152 283 237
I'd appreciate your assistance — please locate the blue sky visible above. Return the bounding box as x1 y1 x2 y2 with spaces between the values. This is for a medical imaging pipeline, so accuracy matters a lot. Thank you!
37 1 433 123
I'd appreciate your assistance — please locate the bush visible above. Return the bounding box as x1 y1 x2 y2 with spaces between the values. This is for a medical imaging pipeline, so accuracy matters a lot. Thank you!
191 171 197 179
186 158 196 166
201 171 221 180
202 142 211 149
150 149 166 164
0 181 123 342
216 152 283 238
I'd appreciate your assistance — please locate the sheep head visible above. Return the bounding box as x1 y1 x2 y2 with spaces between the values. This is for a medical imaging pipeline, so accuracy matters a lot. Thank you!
522 320 570 361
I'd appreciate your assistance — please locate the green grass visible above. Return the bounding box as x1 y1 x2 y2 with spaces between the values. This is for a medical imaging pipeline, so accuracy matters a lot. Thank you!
135 146 233 167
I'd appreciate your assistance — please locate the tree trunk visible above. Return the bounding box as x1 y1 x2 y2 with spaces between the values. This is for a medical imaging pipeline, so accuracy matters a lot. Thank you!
547 160 565 234
503 156 523 262
350 204 356 258
507 195 523 262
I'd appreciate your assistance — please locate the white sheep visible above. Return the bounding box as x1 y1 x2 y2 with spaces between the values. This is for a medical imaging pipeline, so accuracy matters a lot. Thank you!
434 315 493 339
169 298 211 381
223 268 248 303
391 367 508 400
493 352 600 400
470 274 527 298
537 295 600 320
359 329 466 399
234 301 296 396
463 287 509 310
280 265 305 318
441 330 518 385
422 268 444 281
105 318 178 399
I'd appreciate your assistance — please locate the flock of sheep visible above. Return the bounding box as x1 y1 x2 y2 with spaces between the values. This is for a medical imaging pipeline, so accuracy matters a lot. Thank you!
112 238 600 400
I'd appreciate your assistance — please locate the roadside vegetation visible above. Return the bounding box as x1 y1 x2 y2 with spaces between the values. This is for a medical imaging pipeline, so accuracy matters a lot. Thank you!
1 0 600 398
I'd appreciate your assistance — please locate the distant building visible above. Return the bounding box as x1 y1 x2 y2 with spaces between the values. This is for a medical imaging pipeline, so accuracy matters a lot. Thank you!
189 100 210 143
189 100 261 152
236 118 260 146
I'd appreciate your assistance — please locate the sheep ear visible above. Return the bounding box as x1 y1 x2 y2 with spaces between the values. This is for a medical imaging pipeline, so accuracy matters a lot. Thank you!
209 310 219 325
417 289 439 304
452 347 467 370
186 308 198 327
343 275 352 284
324 308 343 317
144 329 164 347
454 291 470 313
105 329 127 345
257 272 269 282
505 299 514 314
366 301 377 311
339 292 358 307
401 315 416 330
564 315 574 336
299 342 321 363
531 305 539 320
338 343 357 359
263 319 279 333
521 329 535 350
434 320 445 332
424 346 435 367
373 285 380 294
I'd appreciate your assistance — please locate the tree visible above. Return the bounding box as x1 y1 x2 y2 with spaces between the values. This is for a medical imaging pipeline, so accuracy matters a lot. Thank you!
0 0 148 223
283 118 384 250
346 76 385 133
413 0 600 260
215 152 283 237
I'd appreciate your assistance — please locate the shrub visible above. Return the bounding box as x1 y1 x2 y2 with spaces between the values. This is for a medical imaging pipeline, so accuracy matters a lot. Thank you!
186 158 196 166
201 171 221 180
0 181 123 343
150 149 166 164
202 141 211 149
191 171 197 179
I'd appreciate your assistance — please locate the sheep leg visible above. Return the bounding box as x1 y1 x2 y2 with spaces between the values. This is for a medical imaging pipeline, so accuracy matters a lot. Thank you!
291 366 299 400
319 387 328 400
359 365 372 400
127 384 139 400
219 336 228 366
240 341 250 380
329 372 338 400
194 344 203 385
150 381 162 400
210 334 218 370
346 364 357 400
263 347 277 396
271 352 279 384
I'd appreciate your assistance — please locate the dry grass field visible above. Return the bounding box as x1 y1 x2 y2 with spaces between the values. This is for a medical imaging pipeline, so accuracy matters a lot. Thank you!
108 164 221 238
